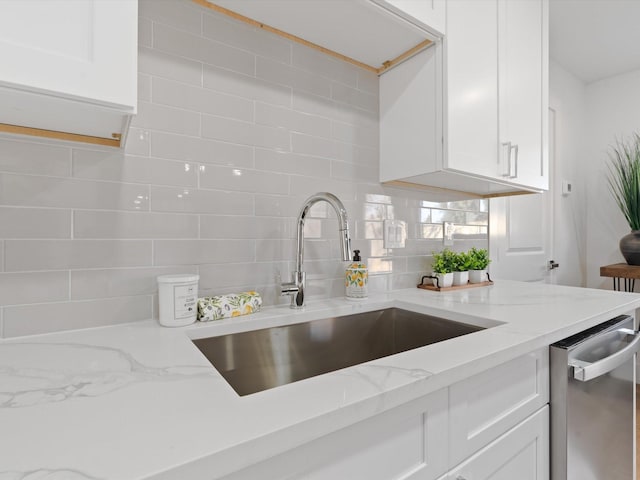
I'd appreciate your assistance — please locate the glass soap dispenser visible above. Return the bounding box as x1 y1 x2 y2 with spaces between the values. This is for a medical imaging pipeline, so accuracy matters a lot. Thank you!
345 249 368 299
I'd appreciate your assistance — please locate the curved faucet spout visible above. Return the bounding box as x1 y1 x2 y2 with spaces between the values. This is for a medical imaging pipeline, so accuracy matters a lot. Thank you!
281 192 352 309
296 192 351 273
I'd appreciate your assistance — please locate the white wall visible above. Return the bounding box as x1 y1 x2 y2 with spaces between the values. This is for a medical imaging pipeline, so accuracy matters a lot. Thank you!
549 61 587 287
584 68 640 288
0 0 487 337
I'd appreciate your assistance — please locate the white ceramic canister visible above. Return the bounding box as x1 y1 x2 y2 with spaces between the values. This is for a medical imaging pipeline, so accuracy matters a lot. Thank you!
157 274 199 327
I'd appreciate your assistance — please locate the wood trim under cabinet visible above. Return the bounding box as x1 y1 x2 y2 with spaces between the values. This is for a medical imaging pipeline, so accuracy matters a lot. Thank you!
382 180 540 199
192 0 432 75
0 123 122 148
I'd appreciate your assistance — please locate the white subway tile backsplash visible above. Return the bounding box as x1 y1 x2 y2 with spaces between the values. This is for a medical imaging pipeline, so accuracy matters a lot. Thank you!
202 114 289 150
331 121 379 149
293 92 378 129
254 194 299 217
2 296 152 337
5 240 152 272
138 16 153 48
255 239 295 262
0 138 70 176
291 132 340 159
199 261 288 290
138 74 152 102
73 150 197 187
139 0 202 33
153 23 255 75
288 175 358 199
0 173 150 211
150 186 253 215
74 211 199 239
203 12 291 64
124 128 150 157
255 102 331 138
357 70 379 96
132 102 200 136
256 57 331 98
291 44 359 87
0 207 70 239
254 149 330 178
200 215 292 239
0 271 69 306
0 1 487 337
154 239 255 265
203 64 292 107
152 77 253 121
331 160 379 183
138 47 203 86
71 266 197 300
150 132 253 167
199 165 289 195
331 82 378 113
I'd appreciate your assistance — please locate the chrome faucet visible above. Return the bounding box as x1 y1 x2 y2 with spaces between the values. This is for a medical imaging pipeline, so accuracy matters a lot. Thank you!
281 192 352 308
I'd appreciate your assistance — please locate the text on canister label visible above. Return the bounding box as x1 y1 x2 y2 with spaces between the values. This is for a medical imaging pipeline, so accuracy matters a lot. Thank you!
174 284 197 319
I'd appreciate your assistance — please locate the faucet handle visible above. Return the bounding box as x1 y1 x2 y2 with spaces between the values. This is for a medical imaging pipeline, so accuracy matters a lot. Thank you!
281 271 306 308
281 282 299 296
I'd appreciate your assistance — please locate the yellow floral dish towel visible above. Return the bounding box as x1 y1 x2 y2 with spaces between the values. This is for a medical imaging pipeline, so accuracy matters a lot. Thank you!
197 291 262 321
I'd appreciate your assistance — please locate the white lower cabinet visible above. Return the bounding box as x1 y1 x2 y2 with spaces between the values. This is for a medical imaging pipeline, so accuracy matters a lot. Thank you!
222 388 449 480
219 349 549 480
448 348 549 467
447 406 549 480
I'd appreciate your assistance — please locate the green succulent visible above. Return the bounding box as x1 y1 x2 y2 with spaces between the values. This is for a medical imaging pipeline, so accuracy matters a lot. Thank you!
468 247 491 270
432 248 457 274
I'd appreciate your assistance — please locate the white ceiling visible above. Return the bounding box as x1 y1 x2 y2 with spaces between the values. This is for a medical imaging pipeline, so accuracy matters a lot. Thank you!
550 0 640 84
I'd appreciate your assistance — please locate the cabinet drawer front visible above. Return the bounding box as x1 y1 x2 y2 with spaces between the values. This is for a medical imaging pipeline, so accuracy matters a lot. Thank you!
223 389 448 480
448 406 549 480
448 348 549 467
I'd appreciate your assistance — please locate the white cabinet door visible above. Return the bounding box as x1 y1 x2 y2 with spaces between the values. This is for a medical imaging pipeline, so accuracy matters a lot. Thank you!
222 388 449 480
445 0 499 180
448 348 549 468
375 0 446 35
498 0 549 190
0 0 137 146
0 0 137 107
448 406 549 480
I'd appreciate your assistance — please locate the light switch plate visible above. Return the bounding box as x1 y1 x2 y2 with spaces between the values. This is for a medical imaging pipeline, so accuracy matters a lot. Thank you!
443 222 454 246
383 219 407 249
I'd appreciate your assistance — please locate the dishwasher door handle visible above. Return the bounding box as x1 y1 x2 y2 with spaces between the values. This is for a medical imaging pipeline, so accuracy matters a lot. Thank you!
570 328 640 382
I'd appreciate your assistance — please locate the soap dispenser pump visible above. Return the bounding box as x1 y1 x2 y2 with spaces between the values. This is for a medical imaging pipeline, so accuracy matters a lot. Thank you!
345 249 368 299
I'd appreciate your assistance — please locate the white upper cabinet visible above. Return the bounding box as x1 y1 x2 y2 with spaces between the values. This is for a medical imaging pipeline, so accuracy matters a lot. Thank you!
497 0 549 190
0 0 137 147
380 0 549 197
203 0 436 74
372 0 446 35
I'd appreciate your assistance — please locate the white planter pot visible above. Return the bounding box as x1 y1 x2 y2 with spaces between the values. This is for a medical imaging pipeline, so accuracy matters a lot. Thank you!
452 271 469 286
432 272 453 288
469 269 488 284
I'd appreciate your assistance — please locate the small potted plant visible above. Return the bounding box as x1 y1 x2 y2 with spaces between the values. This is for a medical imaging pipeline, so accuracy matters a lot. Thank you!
468 247 491 283
452 251 472 286
431 248 456 288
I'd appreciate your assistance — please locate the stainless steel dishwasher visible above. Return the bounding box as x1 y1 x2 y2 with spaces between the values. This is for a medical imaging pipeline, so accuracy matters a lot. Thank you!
550 315 640 480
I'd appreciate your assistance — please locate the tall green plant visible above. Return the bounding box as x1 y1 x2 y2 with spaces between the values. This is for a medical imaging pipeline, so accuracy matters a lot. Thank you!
607 133 640 231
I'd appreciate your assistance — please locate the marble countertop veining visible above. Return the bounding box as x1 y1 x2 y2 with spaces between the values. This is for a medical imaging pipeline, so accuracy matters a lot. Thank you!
1 280 640 479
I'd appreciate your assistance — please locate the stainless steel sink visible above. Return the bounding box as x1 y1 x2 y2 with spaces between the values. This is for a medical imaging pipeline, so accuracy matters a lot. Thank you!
192 307 484 396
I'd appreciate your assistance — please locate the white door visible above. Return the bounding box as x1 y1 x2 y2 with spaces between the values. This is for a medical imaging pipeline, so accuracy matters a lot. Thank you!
489 109 555 282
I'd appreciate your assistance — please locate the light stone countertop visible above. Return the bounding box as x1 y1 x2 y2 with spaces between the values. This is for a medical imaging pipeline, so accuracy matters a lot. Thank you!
1 280 640 479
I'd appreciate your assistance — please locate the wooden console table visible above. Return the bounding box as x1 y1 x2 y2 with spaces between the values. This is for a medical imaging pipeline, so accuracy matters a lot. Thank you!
600 263 640 292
